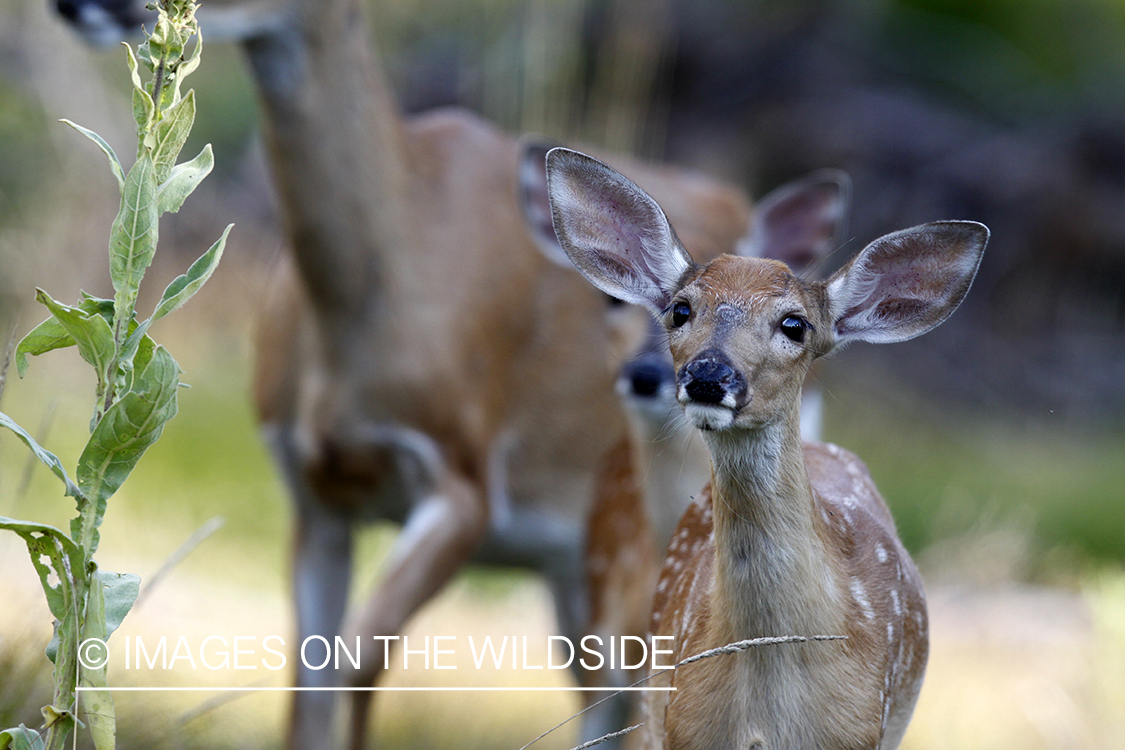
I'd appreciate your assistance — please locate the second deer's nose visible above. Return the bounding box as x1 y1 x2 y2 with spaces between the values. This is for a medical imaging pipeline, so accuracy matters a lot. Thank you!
624 360 668 398
682 358 738 405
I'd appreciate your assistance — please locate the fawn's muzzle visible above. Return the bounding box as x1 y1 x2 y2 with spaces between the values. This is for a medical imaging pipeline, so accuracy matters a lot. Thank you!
680 355 744 406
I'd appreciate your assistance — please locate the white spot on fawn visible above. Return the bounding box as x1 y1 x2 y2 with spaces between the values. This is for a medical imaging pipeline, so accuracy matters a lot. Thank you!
851 578 874 620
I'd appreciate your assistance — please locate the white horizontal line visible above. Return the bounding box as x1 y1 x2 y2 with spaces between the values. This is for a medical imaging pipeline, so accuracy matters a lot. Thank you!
75 686 675 692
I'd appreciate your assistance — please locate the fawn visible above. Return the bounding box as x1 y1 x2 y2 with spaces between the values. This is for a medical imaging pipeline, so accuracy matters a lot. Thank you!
546 147 987 749
522 142 848 743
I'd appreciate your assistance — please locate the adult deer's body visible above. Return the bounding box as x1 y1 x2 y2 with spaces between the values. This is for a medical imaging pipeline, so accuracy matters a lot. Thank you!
547 148 988 749
57 3 754 748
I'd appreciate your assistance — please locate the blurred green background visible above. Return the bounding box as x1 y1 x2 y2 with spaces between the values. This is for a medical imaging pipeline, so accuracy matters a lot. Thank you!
1 0 1124 748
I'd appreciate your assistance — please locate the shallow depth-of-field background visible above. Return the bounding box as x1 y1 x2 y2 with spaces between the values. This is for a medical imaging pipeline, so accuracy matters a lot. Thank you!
1 0 1124 748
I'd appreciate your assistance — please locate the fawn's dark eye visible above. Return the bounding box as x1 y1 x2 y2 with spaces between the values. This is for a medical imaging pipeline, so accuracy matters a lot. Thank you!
780 315 809 343
671 301 692 328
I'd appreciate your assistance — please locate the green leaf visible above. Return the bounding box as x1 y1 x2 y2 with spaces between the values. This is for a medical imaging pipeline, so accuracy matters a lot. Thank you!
0 413 81 498
123 329 155 390
157 143 212 215
150 90 195 185
151 223 231 322
110 153 159 332
75 346 180 555
0 725 43 750
125 44 154 136
69 292 156 392
174 30 203 98
77 293 116 321
14 317 75 378
34 290 116 388
0 518 83 621
40 706 81 733
59 120 125 192
45 621 61 666
99 570 140 640
80 567 117 750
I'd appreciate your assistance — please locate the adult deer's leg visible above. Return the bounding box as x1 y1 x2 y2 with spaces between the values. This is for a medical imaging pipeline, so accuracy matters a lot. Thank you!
270 428 354 750
342 468 488 750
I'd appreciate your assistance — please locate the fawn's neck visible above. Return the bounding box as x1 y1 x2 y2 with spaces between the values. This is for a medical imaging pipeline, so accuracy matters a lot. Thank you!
702 404 847 640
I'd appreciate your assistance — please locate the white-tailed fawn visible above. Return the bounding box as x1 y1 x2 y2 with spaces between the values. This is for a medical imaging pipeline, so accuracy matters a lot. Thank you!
522 144 849 744
546 147 988 750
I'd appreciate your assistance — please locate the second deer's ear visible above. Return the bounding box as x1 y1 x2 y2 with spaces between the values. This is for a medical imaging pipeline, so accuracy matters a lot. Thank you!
546 148 695 315
518 138 573 268
827 221 989 346
740 169 850 275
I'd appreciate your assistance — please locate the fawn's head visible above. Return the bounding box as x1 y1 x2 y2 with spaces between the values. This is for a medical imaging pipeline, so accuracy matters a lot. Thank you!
546 148 988 434
520 141 850 429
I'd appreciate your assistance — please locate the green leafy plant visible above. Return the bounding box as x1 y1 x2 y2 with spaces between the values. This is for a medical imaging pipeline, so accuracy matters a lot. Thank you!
0 2 229 748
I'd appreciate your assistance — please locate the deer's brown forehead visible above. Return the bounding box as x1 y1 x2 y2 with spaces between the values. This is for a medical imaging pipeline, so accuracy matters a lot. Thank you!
688 256 798 311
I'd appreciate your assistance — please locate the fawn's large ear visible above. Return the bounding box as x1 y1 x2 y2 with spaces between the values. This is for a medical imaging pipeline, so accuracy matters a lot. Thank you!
546 148 695 314
827 221 989 345
518 138 573 268
740 169 850 275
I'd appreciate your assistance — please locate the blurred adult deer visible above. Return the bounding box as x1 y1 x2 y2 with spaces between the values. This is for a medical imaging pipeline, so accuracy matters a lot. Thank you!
55 3 754 748
547 147 988 749
522 145 849 740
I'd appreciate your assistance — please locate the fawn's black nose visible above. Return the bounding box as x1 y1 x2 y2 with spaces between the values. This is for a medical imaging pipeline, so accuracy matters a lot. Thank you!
681 357 741 405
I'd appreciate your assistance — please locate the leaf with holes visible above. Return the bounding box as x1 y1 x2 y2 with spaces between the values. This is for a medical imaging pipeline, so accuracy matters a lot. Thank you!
0 518 84 674
0 518 82 619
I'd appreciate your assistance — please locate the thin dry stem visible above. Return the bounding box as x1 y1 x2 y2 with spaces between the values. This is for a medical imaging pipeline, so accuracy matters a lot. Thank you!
518 633 847 749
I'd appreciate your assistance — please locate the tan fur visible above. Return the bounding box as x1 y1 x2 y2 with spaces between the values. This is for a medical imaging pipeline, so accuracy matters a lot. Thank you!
546 151 982 750
581 254 718 724
642 259 928 750
230 3 753 749
578 179 842 739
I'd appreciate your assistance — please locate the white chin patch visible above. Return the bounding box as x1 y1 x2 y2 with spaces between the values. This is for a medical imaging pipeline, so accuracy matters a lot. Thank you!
683 403 736 431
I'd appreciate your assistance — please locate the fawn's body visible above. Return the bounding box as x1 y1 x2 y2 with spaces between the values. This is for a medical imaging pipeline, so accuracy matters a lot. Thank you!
645 437 927 749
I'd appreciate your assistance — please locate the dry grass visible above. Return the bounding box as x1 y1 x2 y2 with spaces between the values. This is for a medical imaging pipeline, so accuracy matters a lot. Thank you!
905 573 1125 749
4 513 1125 750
